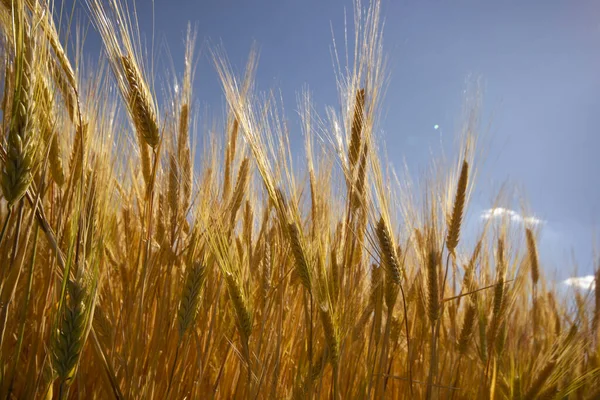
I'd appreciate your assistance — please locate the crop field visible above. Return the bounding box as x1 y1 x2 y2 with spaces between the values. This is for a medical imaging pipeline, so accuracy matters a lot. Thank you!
0 0 598 398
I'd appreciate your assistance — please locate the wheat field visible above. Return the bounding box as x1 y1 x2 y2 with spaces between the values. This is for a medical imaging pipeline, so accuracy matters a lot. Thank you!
0 0 598 399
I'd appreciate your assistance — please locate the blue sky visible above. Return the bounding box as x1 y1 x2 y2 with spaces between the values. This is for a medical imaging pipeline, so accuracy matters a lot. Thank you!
71 0 600 278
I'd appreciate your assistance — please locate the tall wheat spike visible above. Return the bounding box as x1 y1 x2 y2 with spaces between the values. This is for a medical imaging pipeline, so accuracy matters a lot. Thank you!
348 88 365 170
525 228 539 286
120 55 160 148
376 217 401 285
426 249 439 324
177 262 206 337
2 8 37 206
288 222 312 293
51 281 89 390
230 157 249 227
446 160 468 254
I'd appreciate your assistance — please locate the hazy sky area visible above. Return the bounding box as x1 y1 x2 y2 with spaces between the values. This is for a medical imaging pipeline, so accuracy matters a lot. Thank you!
66 0 600 281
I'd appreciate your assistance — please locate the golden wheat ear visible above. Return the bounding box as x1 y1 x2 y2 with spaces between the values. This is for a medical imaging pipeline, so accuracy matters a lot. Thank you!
288 221 313 294
375 216 401 286
348 89 365 169
446 160 468 254
525 228 539 286
2 12 37 207
457 299 476 355
224 271 253 341
426 248 440 325
120 55 160 148
229 157 250 228
318 302 339 366
177 261 206 338
51 280 90 393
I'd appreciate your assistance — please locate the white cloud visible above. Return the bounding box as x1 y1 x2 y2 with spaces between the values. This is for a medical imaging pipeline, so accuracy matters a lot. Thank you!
563 275 596 290
480 207 544 226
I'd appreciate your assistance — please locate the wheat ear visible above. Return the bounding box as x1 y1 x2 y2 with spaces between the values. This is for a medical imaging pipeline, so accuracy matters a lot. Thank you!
446 160 468 254
121 55 160 148
288 222 312 293
376 217 401 285
348 88 365 169
177 262 206 337
525 228 539 286
2 24 37 206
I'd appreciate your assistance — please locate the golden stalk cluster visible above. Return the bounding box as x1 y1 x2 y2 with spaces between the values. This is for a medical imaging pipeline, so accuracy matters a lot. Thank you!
0 0 597 399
